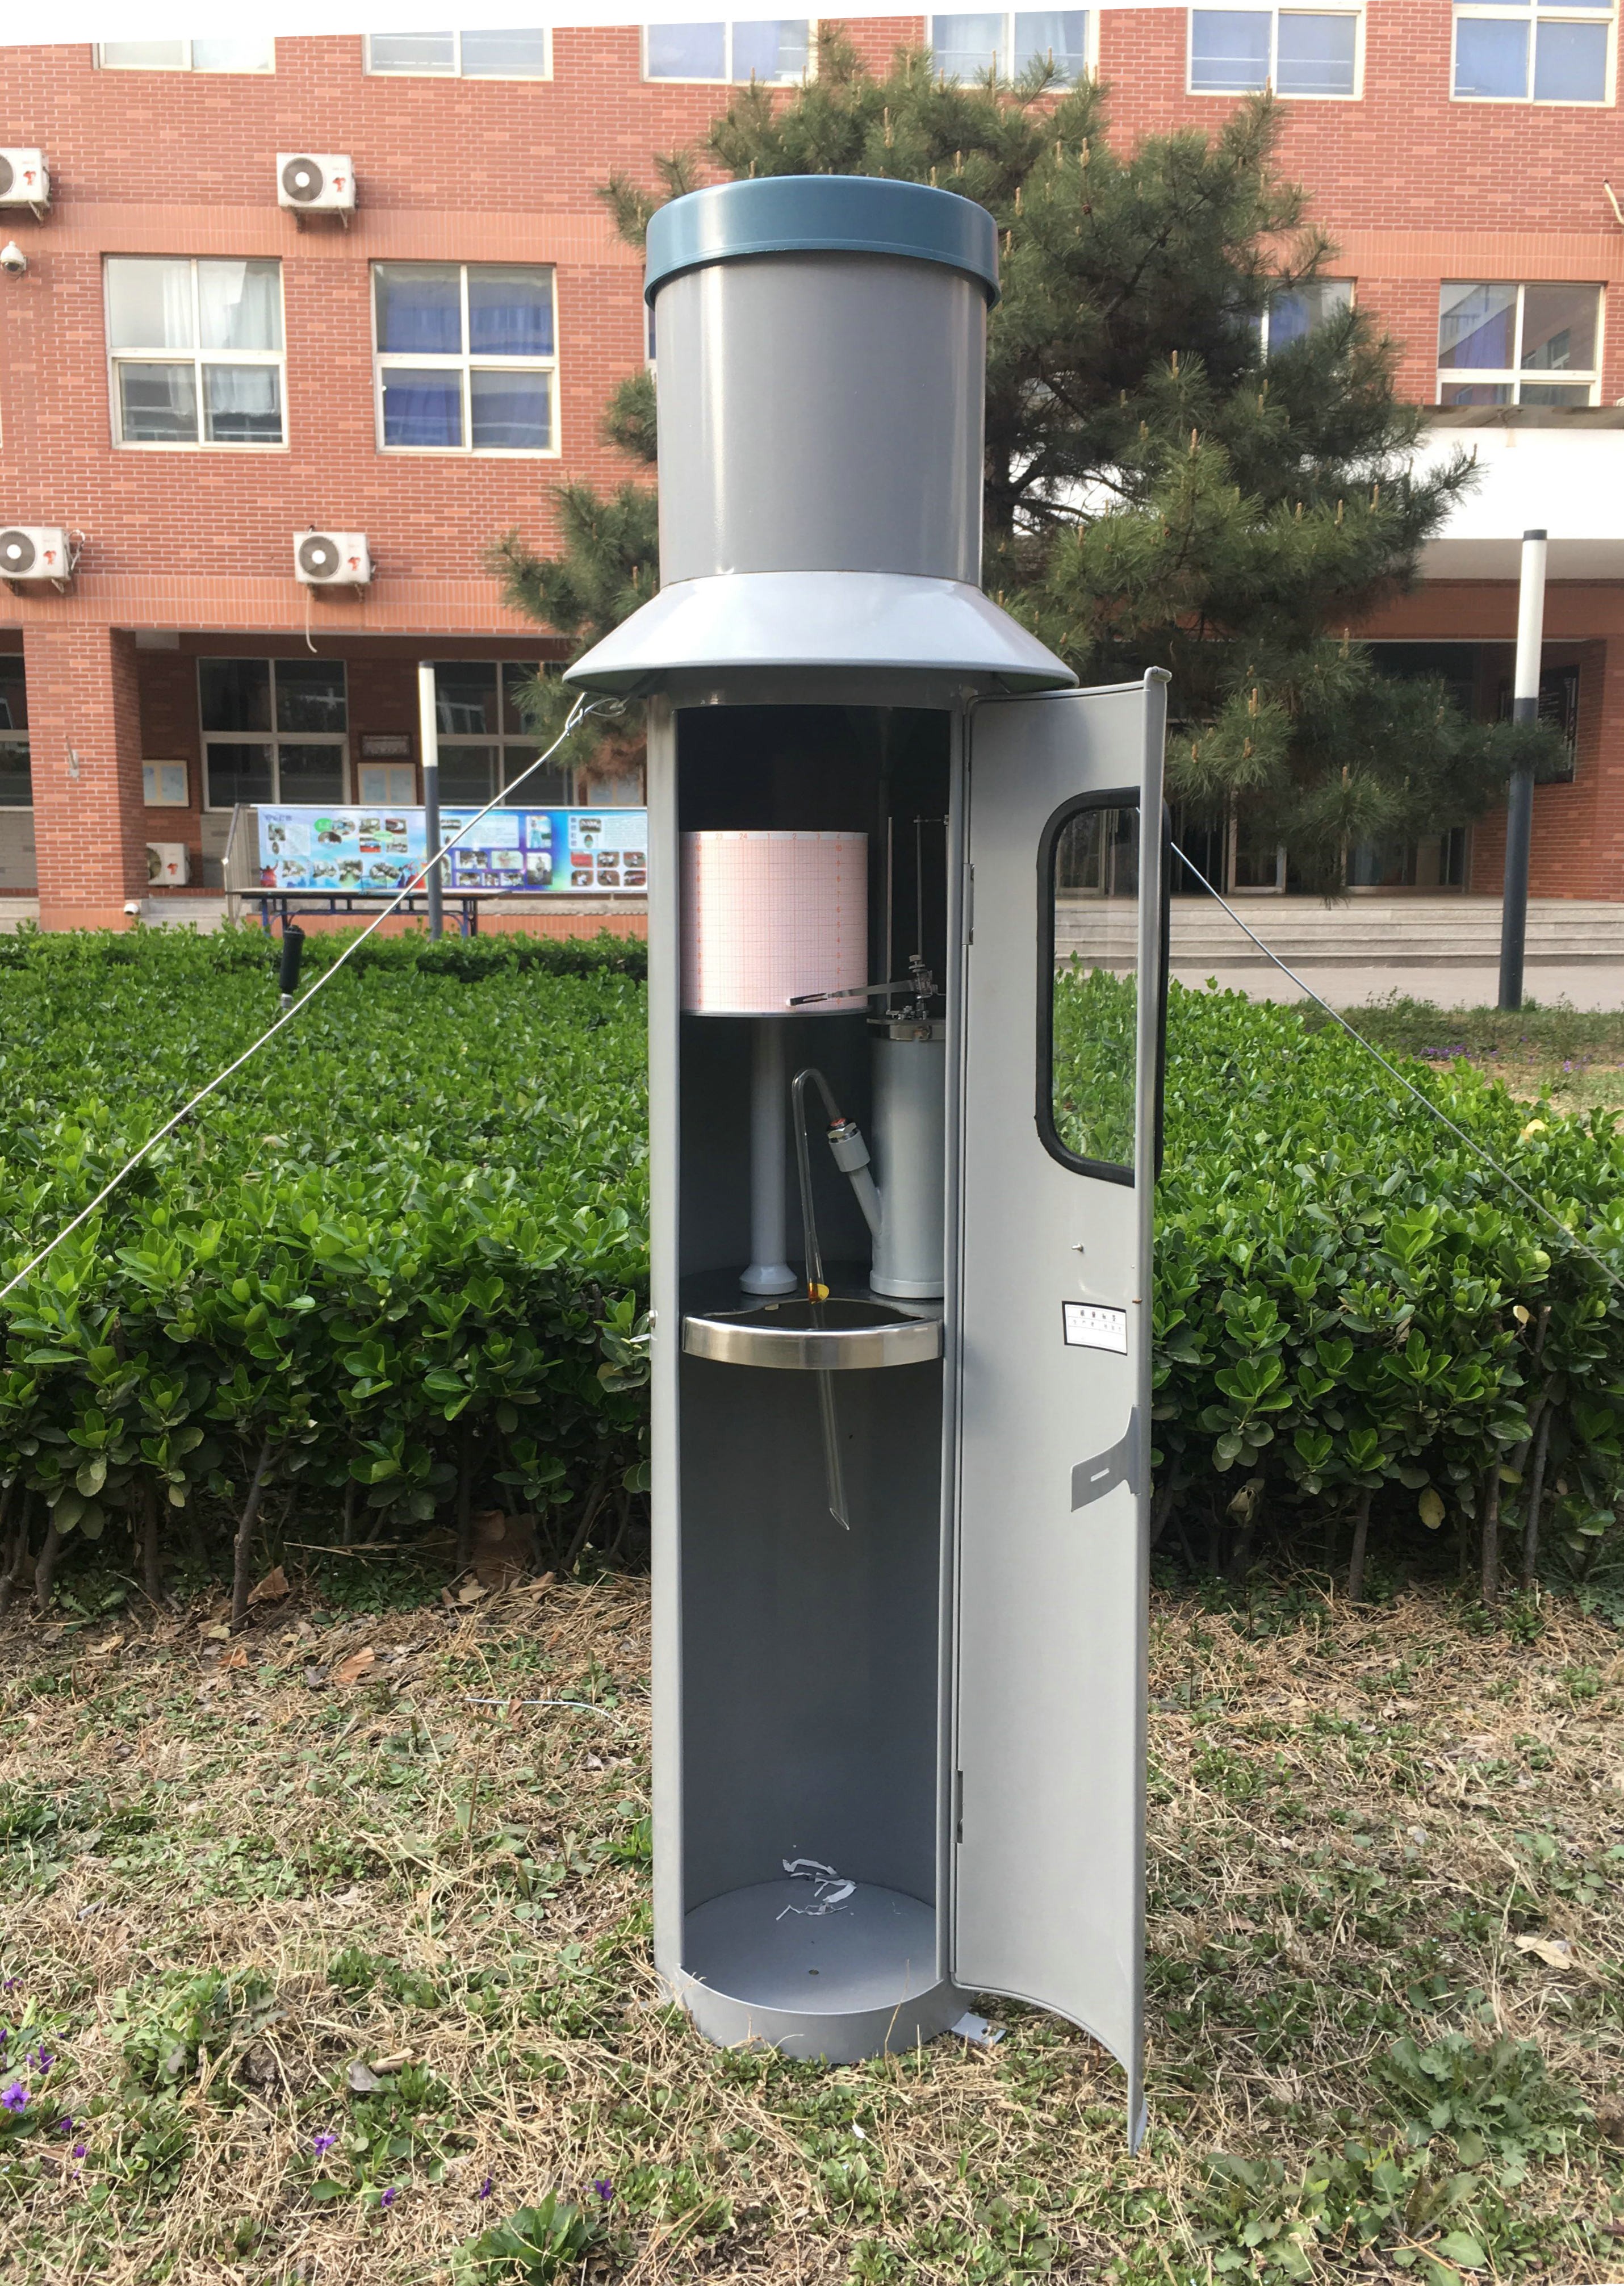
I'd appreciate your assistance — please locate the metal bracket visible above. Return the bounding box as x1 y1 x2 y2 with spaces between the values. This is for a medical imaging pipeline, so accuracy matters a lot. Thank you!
1070 1406 1139 1512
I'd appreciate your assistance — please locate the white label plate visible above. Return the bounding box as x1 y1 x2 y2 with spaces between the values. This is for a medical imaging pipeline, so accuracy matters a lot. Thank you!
1062 1301 1128 1355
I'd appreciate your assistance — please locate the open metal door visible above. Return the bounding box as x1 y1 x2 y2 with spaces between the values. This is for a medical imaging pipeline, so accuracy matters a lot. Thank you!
952 672 1167 2144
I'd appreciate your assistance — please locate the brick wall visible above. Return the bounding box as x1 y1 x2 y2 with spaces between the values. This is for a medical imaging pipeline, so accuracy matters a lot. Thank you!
23 621 147 926
3 20 1624 914
1361 586 1624 898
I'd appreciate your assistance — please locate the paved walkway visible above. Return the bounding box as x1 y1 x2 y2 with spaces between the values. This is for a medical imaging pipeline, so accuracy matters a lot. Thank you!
1106 898 1624 1011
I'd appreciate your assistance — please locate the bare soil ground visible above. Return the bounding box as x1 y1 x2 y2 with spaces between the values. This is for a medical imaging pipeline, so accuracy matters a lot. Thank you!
0 1573 1620 2283
1322 1000 1624 1121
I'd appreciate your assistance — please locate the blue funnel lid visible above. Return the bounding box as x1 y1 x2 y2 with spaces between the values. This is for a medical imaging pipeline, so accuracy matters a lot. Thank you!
644 175 999 306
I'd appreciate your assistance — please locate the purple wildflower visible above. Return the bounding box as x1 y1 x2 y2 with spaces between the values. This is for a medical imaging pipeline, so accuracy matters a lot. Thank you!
312 2130 338 2158
1 2083 26 2114
32 2050 52 2074
2 1980 17 1994
56 2117 73 2137
380 2185 399 2209
592 2178 614 2202
478 2176 494 2200
72 2141 86 2160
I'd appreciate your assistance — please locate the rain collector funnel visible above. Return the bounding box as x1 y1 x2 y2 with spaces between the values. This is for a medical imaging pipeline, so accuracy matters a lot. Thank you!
568 177 1166 2141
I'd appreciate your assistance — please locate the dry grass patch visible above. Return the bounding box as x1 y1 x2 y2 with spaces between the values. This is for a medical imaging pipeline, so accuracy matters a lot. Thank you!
0 1574 1620 2283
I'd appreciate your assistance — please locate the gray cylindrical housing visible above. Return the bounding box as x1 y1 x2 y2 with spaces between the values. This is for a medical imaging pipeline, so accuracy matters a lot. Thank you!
645 175 998 588
869 1022 947 1300
655 256 985 585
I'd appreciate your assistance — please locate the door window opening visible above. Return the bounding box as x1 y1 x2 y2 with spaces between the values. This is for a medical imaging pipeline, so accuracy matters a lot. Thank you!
1040 795 1139 1184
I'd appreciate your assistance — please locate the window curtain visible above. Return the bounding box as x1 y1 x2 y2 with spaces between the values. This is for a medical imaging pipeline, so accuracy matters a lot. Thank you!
107 257 194 350
467 269 554 357
931 14 1004 78
469 370 550 450
199 260 282 352
376 266 463 353
381 370 463 447
1011 12 1087 78
202 366 281 442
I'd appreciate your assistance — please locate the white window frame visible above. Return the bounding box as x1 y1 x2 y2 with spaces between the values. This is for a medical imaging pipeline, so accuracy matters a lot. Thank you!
96 39 275 71
372 263 560 459
928 11 1097 84
363 30 553 78
105 257 287 453
1435 279 1605 406
199 658 350 813
1451 0 1617 107
639 20 815 85
1186 5 1365 98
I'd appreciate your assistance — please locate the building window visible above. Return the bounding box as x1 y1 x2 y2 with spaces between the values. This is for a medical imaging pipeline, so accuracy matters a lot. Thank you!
374 265 558 454
930 12 1091 81
98 38 274 70
0 655 29 809
429 663 570 804
1256 277 1353 353
642 20 811 81
106 258 285 449
200 658 347 810
1188 7 1361 95
1453 1 1614 103
365 30 551 76
1346 830 1470 889
1437 281 1602 406
1500 661 1581 780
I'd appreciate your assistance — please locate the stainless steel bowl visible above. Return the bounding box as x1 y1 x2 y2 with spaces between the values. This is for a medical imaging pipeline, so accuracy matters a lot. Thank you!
681 1296 943 1372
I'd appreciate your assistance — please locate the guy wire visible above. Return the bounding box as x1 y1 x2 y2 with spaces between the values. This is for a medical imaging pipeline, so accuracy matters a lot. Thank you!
1170 842 1623 1298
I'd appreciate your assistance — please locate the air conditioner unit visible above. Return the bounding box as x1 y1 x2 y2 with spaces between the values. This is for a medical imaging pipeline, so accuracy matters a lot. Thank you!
0 525 72 583
295 530 371 586
0 150 49 210
147 842 190 887
277 153 354 212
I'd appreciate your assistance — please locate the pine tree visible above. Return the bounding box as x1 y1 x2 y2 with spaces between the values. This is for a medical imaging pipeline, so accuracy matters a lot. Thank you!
491 34 1561 872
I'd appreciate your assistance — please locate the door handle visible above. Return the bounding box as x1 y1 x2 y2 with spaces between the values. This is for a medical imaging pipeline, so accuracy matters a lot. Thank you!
1070 1406 1139 1511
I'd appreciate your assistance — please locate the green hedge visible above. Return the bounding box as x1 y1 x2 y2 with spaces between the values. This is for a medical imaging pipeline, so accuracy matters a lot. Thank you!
0 930 1619 1607
0 918 648 981
1149 981 1624 1591
0 928 650 1602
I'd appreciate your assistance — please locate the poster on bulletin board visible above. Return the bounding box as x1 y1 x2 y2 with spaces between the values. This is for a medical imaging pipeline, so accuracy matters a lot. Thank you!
256 806 648 895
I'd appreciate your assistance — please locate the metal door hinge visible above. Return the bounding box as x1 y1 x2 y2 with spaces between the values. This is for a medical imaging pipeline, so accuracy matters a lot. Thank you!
963 864 974 946
954 1769 964 1843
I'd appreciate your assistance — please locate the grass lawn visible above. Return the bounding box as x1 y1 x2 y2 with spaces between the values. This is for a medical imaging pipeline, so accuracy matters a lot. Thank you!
1324 1000 1624 1120
1 1566 1621 2283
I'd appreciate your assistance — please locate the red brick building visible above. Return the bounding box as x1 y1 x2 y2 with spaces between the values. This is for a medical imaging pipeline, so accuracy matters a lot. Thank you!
1 9 1622 926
